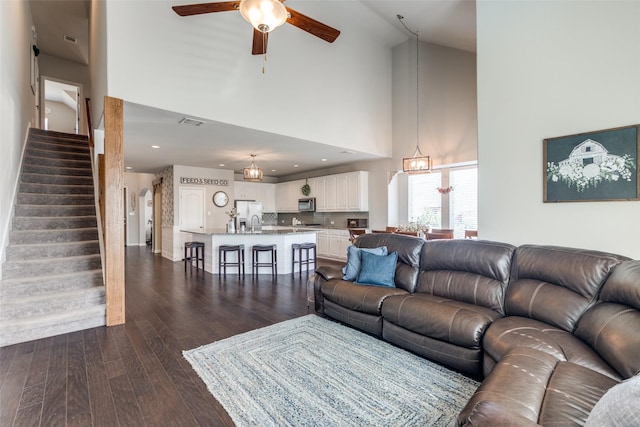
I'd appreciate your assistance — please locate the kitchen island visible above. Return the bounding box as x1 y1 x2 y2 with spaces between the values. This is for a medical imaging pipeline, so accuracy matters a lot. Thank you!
180 228 319 275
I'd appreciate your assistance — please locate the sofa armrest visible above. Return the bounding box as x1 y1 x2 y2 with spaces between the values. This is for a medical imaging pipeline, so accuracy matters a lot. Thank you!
313 266 343 314
315 265 343 281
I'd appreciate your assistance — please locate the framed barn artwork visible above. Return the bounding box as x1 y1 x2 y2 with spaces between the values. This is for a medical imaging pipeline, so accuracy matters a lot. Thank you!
544 124 640 202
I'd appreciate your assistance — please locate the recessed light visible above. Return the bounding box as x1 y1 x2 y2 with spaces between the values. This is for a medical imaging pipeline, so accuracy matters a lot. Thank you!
125 166 132 170
272 169 277 172
151 145 160 149
321 158 327 162
293 165 299 168
219 163 225 167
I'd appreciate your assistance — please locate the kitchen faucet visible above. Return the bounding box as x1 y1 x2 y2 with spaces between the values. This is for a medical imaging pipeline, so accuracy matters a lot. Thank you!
250 214 261 232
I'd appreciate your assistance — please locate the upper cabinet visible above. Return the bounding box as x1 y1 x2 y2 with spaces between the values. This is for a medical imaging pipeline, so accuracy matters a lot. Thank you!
275 180 304 212
285 171 368 213
234 182 276 212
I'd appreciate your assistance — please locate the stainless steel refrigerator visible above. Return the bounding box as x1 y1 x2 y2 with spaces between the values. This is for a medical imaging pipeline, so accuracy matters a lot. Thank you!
234 200 263 232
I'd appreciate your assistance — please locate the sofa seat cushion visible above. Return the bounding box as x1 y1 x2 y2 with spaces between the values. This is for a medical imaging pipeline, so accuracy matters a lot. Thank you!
483 316 622 380
458 347 618 426
321 280 408 316
382 294 502 349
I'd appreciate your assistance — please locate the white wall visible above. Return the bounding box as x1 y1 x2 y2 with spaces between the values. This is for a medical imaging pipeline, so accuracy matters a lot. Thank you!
393 40 478 165
104 0 402 157
45 100 76 133
477 1 640 258
172 165 235 229
89 0 107 128
279 40 478 231
0 1 37 275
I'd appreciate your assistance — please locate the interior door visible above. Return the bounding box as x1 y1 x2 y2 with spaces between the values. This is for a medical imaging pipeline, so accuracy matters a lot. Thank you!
180 187 205 231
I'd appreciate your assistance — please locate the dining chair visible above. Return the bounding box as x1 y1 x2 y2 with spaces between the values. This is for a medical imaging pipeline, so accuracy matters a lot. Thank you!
465 230 478 239
429 228 454 239
348 228 367 243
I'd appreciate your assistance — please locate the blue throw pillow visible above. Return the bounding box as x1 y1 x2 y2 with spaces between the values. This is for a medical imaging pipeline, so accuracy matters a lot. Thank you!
342 246 388 281
356 251 398 287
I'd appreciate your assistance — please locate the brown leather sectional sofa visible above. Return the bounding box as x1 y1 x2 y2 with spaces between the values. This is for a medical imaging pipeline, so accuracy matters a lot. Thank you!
313 233 640 426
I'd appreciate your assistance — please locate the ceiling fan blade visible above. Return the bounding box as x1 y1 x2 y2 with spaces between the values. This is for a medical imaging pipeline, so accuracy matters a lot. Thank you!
172 1 239 16
285 7 340 43
252 29 268 55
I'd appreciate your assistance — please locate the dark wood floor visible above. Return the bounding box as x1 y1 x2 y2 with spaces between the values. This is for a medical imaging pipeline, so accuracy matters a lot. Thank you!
0 247 342 426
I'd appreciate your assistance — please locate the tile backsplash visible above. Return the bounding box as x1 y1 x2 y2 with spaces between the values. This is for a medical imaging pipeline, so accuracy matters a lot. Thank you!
276 212 368 228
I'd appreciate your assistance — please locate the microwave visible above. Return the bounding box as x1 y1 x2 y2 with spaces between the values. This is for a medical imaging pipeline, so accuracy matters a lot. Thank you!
298 198 316 212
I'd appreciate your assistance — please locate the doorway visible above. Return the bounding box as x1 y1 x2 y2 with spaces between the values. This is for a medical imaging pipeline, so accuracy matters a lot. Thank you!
40 76 83 134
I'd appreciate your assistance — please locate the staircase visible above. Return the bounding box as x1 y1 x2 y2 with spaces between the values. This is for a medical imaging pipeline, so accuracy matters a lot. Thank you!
0 128 106 347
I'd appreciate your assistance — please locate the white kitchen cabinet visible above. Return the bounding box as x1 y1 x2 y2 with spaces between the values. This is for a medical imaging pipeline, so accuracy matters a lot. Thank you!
317 230 329 258
324 175 337 211
275 180 304 212
335 174 348 211
347 171 368 211
234 182 276 212
312 171 369 212
261 184 276 212
328 229 350 260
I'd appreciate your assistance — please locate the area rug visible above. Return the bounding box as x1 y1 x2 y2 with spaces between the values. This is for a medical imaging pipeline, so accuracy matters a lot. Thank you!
183 315 479 426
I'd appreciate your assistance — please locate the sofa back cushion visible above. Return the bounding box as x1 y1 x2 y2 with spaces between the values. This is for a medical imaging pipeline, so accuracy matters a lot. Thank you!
416 240 516 315
507 245 629 332
355 233 424 292
575 260 640 378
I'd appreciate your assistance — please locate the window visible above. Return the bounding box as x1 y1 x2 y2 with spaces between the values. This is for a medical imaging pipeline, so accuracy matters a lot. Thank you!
449 167 478 238
408 172 441 228
407 165 478 238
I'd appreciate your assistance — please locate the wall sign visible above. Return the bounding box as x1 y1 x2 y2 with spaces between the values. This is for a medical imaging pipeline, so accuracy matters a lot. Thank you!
180 177 229 186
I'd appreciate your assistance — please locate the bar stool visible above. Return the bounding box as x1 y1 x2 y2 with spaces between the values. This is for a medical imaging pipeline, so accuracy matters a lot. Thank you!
292 242 316 277
184 241 205 272
252 244 277 276
218 244 245 276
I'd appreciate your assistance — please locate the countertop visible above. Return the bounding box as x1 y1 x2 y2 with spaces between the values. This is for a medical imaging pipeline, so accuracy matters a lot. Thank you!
181 228 320 236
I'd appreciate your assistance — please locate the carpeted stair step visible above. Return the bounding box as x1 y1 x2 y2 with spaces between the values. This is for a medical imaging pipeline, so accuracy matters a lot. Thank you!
0 269 103 299
15 204 95 217
17 193 95 205
10 228 98 244
22 164 92 178
29 128 89 141
26 147 90 161
0 286 105 321
6 240 100 261
0 304 106 347
19 182 93 194
24 155 91 169
21 171 93 185
28 140 90 155
12 215 97 230
2 254 102 280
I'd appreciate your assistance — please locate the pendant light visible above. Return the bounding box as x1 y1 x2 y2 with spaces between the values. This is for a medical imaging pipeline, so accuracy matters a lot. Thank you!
399 15 433 174
243 154 264 182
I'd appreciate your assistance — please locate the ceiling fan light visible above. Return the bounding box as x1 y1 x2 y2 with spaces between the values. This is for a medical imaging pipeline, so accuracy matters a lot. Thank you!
239 0 288 33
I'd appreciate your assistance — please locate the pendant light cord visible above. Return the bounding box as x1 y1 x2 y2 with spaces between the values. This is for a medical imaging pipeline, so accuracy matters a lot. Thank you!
398 15 422 156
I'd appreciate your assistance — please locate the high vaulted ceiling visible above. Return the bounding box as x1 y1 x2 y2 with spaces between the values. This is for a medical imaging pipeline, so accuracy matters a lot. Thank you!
30 0 476 177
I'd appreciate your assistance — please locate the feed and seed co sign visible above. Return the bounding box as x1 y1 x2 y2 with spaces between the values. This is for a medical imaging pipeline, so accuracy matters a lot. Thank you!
180 177 229 186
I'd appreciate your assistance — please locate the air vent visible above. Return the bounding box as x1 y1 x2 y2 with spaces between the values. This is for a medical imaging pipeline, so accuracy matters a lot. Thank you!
63 34 77 44
178 117 205 127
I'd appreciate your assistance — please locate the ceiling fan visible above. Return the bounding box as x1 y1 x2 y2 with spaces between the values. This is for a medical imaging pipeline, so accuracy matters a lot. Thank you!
172 0 341 55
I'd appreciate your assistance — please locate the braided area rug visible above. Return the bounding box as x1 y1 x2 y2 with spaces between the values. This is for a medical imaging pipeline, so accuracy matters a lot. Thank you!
183 314 479 426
